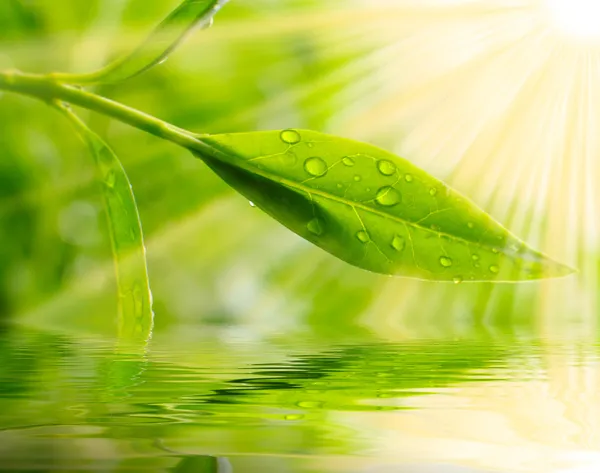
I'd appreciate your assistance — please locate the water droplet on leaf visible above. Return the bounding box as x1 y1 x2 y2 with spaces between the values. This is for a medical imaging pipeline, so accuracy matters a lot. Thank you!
105 171 116 188
357 230 370 243
284 414 304 421
467 222 474 229
307 218 324 236
304 157 328 177
391 235 406 251
453 276 463 284
429 188 438 196
404 174 414 183
353 175 362 182
342 156 355 167
297 401 323 408
440 256 453 267
490 265 500 274
249 201 256 207
377 159 396 176
375 186 401 207
280 129 301 144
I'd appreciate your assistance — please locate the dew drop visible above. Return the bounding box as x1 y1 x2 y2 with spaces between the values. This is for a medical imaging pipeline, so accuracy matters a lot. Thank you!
297 401 323 408
357 230 370 243
304 157 328 177
377 159 396 176
342 156 355 167
336 183 343 189
375 186 401 207
105 171 116 189
453 276 463 285
391 235 406 251
404 174 414 183
429 188 438 196
249 201 256 207
471 254 480 261
280 129 301 144
132 281 144 317
440 256 453 268
353 175 362 182
307 218 324 236
492 248 500 254
490 265 500 274
284 414 304 421
467 222 474 229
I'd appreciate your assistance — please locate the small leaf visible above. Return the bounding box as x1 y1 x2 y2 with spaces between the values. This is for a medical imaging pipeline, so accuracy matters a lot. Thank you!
56 105 153 339
193 129 573 282
57 0 229 85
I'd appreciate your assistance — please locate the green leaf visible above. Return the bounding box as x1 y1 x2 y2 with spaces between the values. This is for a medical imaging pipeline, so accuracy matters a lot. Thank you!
193 129 574 282
57 0 229 85
56 105 153 339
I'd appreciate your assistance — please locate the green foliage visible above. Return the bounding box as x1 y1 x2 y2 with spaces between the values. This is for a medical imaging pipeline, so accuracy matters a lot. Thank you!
195 129 572 281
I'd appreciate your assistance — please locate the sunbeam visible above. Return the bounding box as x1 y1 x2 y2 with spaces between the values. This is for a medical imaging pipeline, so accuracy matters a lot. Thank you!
545 0 600 40
312 0 600 328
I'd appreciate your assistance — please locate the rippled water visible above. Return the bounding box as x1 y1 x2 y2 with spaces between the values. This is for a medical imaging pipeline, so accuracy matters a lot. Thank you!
1 326 599 472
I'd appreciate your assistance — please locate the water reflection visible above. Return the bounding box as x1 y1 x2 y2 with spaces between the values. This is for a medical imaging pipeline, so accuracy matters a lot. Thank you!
0 328 599 472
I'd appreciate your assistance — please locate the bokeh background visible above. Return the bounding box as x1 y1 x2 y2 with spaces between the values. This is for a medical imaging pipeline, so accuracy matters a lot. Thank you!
2 1 600 472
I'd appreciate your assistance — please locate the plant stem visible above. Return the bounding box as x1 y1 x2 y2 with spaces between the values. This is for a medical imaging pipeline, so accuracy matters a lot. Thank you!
0 69 218 158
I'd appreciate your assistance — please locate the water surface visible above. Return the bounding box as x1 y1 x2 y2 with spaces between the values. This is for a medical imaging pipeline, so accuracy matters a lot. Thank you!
1 324 598 472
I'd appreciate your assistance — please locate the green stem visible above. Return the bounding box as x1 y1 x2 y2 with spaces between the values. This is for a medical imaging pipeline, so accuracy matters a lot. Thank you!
0 69 217 158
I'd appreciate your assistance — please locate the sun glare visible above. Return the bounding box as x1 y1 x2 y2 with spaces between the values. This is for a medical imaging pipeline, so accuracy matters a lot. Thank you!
545 0 600 39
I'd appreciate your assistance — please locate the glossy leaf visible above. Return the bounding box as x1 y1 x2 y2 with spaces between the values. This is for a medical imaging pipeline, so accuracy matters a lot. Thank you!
57 105 153 339
58 0 229 84
193 129 573 282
